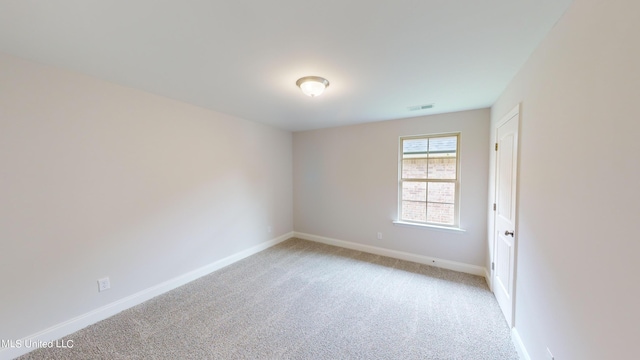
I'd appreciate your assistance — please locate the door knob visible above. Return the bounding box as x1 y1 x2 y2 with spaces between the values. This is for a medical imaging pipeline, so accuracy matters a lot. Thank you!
505 230 514 237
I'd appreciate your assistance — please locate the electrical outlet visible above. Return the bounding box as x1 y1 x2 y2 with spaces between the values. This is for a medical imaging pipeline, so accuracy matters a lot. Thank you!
546 347 554 360
98 277 110 292
267 226 272 233
377 232 382 240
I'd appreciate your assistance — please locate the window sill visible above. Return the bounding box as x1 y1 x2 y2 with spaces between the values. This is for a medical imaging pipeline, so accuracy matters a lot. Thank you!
392 220 466 233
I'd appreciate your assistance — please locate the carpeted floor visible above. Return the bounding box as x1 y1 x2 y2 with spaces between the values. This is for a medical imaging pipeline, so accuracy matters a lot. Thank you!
18 238 519 359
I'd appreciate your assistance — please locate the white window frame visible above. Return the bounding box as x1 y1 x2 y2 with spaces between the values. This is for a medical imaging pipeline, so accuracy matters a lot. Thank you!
397 133 461 229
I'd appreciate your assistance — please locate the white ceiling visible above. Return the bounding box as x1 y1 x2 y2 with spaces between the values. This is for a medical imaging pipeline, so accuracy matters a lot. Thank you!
0 0 573 132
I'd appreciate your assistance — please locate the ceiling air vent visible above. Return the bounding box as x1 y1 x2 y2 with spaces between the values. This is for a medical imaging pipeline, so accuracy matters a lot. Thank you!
407 103 434 111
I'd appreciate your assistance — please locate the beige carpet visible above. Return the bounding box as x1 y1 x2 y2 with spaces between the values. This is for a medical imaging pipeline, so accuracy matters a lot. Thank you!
19 238 519 359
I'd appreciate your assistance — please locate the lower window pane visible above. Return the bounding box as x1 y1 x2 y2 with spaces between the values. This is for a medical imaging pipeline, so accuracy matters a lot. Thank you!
427 182 455 203
402 182 426 201
427 203 455 225
402 201 426 222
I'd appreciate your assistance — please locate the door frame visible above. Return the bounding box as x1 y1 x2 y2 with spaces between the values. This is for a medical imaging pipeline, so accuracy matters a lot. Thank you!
491 103 521 328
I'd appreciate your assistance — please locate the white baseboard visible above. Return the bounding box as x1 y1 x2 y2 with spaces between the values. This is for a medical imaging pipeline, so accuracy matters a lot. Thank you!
484 267 493 290
512 327 531 360
0 232 293 360
293 232 486 277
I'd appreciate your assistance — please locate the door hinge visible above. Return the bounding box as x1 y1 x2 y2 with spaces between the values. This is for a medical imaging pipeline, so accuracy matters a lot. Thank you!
491 262 495 271
493 203 496 211
495 143 498 151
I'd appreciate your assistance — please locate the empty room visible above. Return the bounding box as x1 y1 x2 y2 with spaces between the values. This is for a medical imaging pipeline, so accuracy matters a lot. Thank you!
1 0 638 359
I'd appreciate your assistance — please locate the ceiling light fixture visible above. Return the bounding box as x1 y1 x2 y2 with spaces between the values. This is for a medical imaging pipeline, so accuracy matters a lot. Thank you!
296 76 330 97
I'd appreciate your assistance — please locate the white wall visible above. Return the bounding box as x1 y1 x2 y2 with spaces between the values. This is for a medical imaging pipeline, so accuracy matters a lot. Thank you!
490 0 640 358
0 53 293 344
293 109 490 267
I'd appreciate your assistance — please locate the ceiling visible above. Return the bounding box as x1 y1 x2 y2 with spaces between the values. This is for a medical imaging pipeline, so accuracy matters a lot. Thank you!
0 0 573 132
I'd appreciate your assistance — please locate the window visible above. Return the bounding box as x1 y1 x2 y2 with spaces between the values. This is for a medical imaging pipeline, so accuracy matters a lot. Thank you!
399 133 459 227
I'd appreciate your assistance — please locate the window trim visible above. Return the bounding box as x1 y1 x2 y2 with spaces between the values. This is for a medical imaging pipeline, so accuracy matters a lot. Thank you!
392 220 466 232
398 132 461 228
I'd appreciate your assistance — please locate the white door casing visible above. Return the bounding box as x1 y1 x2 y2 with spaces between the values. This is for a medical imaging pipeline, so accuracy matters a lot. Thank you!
493 105 519 327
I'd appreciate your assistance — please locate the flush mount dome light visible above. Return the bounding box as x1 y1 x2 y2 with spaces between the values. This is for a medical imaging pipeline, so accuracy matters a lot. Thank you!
296 76 330 97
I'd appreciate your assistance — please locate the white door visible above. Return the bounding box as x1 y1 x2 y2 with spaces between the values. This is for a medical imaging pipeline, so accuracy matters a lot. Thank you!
493 105 519 327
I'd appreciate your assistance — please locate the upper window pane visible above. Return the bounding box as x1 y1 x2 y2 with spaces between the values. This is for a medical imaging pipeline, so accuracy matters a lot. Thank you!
403 138 428 155
428 157 457 179
402 159 427 179
403 136 457 180
427 136 457 180
428 136 457 154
